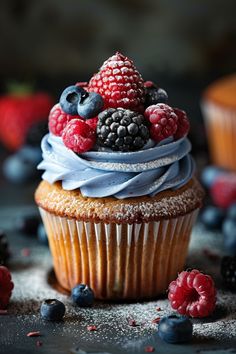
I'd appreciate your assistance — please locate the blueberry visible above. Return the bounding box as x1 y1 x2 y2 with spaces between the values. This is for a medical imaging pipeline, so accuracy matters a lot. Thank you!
40 299 65 321
227 203 236 221
77 92 104 119
200 206 225 230
37 223 48 246
158 315 193 344
18 145 42 165
15 214 40 236
2 148 40 184
201 166 224 189
71 284 94 307
60 85 88 115
222 219 236 255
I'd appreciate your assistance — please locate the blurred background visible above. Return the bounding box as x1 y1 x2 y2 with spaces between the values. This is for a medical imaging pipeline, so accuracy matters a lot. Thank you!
0 0 236 206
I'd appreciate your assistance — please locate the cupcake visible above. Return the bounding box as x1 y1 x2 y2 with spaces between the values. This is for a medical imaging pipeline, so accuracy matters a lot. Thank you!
202 74 236 171
35 52 204 300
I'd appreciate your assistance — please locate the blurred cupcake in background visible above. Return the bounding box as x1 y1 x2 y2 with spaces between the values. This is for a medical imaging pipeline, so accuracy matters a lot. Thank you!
201 74 236 171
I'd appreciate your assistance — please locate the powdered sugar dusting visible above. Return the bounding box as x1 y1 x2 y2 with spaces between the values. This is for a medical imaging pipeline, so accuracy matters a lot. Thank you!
5 222 235 351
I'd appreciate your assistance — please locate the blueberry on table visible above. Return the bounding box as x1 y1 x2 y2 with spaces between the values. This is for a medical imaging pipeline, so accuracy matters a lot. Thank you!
71 284 94 307
201 166 224 189
158 315 193 344
222 219 236 255
77 92 104 119
221 256 236 291
2 147 40 184
227 203 236 221
37 223 48 246
15 215 40 236
40 299 65 321
200 206 225 230
60 85 88 115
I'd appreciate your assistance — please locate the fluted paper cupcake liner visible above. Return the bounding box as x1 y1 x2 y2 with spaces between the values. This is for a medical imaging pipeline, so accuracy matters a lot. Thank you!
39 208 199 300
202 101 236 171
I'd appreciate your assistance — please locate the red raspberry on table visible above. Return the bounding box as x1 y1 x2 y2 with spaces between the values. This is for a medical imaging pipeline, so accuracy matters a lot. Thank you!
168 269 216 318
62 119 96 153
211 173 236 208
173 108 190 139
0 266 14 309
144 103 178 142
48 104 74 136
88 52 145 112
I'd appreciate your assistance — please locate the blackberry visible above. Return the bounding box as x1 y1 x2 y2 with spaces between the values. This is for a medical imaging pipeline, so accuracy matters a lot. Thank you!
97 108 150 152
0 231 10 265
145 82 168 107
221 256 236 291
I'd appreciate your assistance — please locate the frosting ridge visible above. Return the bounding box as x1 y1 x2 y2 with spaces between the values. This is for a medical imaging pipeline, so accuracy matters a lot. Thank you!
38 133 194 199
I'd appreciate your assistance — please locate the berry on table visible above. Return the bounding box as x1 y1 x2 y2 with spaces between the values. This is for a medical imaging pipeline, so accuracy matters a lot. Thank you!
2 146 41 184
15 214 40 236
168 269 216 318
158 315 193 344
227 203 236 221
37 224 48 246
144 103 178 142
77 92 104 119
71 284 94 307
97 108 150 152
173 108 190 139
62 119 96 153
48 103 77 136
221 256 236 291
211 173 236 208
88 52 145 112
200 206 225 230
40 299 65 321
144 81 168 106
0 231 10 265
59 85 88 115
201 166 225 189
222 219 236 255
0 266 14 309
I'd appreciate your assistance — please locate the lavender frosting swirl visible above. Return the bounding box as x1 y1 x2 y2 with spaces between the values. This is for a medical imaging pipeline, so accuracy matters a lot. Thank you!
38 133 194 199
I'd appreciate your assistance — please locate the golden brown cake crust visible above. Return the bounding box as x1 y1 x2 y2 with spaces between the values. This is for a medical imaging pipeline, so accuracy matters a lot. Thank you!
35 178 204 223
203 74 236 109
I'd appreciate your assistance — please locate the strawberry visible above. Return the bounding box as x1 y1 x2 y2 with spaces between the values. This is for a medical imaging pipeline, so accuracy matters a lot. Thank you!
0 92 53 151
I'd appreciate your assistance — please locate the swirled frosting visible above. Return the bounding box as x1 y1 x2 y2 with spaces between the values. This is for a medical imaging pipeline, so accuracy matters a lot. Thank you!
38 133 194 199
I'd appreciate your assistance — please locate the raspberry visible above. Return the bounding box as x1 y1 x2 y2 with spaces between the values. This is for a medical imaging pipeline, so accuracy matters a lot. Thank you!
144 104 178 142
173 108 190 139
168 269 216 318
86 117 98 131
221 256 236 291
75 82 88 89
48 104 78 136
62 119 96 153
97 108 150 152
0 266 14 309
88 52 145 112
211 173 236 208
